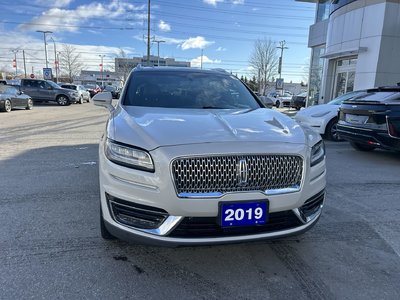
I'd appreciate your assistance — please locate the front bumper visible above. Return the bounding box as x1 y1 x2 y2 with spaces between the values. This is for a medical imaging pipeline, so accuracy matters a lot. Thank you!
99 141 326 245
337 124 400 151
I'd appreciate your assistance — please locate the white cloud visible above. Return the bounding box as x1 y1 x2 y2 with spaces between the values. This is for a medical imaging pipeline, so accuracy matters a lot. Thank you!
0 29 135 76
232 0 244 4
203 0 224 7
190 55 221 68
20 1 145 33
158 20 171 32
181 36 214 50
216 46 227 52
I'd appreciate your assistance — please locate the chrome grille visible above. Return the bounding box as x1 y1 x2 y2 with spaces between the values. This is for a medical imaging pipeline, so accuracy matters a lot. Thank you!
172 155 303 196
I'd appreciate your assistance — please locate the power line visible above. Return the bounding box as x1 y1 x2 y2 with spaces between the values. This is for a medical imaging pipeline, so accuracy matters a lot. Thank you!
133 0 314 20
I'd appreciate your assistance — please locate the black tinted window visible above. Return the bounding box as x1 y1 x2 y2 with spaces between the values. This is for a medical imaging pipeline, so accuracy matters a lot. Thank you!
124 71 260 109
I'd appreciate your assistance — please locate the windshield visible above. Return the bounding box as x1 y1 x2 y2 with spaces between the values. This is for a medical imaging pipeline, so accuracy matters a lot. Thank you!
47 81 60 89
328 91 367 105
123 71 261 109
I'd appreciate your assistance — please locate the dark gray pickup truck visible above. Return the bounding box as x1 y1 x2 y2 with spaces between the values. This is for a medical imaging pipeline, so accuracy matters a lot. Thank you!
20 79 79 106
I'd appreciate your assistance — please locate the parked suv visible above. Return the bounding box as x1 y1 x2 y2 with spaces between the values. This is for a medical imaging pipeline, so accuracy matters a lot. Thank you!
20 79 79 106
337 87 400 151
93 66 326 245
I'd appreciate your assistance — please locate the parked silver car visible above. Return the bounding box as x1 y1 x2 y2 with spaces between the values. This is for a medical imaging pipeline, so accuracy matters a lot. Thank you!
93 66 326 246
61 84 91 103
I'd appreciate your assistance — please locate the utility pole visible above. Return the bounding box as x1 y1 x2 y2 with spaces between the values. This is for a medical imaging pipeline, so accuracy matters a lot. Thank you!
153 39 165 66
36 30 53 68
276 40 288 80
200 49 203 69
99 55 105 87
49 37 58 82
12 49 18 77
22 50 27 78
147 0 151 66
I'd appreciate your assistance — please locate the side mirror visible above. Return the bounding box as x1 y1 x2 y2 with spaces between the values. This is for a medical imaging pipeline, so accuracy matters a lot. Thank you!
93 91 114 111
47 86 52 90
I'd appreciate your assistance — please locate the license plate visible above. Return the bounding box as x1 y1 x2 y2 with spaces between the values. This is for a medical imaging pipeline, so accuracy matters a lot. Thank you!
220 201 268 227
345 114 368 124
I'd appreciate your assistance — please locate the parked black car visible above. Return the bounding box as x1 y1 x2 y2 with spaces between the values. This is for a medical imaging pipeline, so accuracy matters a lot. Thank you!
337 86 400 151
102 85 120 99
290 92 307 110
0 85 33 112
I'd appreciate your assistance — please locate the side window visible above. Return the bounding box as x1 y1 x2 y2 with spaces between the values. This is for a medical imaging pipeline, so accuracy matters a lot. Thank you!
38 81 47 89
24 80 33 88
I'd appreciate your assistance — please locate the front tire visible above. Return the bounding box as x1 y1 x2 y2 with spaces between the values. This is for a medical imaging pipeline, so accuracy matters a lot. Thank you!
26 99 33 110
325 118 342 141
275 100 280 108
56 95 70 106
2 99 12 112
350 141 376 152
79 96 84 104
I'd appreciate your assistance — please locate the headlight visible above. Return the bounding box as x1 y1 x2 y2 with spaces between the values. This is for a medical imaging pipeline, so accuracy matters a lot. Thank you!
105 139 154 172
311 111 330 118
310 140 325 167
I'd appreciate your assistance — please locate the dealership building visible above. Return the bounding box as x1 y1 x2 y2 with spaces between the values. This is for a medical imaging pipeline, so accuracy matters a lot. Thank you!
297 0 400 105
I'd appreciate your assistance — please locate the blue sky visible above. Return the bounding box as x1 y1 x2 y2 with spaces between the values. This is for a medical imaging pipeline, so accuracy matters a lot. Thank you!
0 0 315 82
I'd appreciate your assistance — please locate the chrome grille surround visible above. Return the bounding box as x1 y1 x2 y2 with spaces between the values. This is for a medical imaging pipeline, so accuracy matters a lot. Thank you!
171 154 304 198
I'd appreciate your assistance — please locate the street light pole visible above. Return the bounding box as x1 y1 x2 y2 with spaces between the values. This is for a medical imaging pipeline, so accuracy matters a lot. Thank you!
99 55 105 87
153 39 165 66
49 37 58 82
36 30 53 68
276 40 288 80
147 0 151 65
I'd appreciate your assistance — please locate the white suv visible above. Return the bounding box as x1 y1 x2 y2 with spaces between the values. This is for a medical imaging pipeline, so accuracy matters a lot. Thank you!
93 66 326 246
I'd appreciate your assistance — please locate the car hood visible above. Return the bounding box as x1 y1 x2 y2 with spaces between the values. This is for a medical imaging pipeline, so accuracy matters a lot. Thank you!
296 104 337 116
109 106 310 150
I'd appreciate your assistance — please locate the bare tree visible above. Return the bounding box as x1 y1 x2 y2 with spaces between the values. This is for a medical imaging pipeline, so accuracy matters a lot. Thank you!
59 44 83 83
249 38 279 94
115 48 133 85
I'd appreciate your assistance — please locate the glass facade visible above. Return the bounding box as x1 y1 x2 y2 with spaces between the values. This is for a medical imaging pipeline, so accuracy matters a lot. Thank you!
333 57 357 98
307 46 325 106
316 0 331 22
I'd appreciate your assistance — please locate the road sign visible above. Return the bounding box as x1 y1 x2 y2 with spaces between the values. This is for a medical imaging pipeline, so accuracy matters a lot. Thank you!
276 78 284 90
43 68 52 80
30 74 35 79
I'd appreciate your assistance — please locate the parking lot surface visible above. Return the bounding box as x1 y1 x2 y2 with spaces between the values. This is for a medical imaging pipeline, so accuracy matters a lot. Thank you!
1 104 399 299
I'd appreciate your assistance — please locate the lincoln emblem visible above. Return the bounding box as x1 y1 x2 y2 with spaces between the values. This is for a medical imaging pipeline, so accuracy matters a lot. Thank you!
237 159 248 185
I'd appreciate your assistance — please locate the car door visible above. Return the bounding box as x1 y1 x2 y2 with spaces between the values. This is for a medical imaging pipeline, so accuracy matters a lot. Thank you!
38 81 52 101
6 86 22 107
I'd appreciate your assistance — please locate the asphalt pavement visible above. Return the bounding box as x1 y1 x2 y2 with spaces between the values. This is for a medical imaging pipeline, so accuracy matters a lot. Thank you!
0 103 399 299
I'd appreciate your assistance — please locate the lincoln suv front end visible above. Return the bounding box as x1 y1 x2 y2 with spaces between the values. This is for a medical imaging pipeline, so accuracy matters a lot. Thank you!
93 66 326 246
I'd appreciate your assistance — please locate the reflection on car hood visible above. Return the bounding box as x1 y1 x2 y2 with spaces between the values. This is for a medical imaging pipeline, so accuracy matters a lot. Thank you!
110 106 308 150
